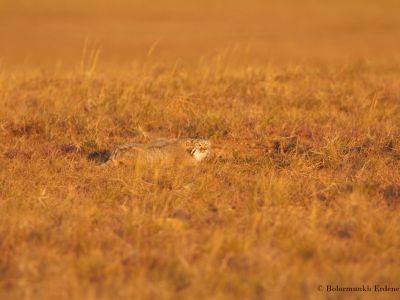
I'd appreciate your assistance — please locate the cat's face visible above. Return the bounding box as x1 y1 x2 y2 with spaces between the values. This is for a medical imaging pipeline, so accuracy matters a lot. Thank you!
184 139 211 161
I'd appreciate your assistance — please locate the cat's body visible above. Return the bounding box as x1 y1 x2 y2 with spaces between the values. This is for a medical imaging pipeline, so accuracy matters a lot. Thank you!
87 138 211 166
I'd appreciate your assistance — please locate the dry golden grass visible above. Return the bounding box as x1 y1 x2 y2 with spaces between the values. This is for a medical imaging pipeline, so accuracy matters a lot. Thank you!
1 1 400 300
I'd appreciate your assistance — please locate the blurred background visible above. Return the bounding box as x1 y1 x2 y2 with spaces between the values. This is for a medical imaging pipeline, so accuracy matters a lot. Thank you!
1 0 400 68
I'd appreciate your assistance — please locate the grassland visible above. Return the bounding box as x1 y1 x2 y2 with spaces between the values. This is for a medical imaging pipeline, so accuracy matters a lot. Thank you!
1 1 400 300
